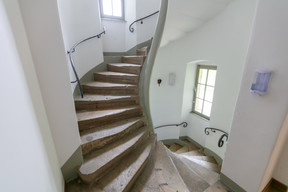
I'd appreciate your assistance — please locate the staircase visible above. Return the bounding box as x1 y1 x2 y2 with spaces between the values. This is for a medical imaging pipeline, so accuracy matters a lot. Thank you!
66 45 230 191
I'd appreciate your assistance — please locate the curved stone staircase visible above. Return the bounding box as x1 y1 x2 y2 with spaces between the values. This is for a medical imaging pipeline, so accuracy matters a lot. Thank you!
66 46 230 191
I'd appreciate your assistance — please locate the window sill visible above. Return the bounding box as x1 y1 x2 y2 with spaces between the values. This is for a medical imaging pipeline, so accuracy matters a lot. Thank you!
190 112 210 121
101 17 127 23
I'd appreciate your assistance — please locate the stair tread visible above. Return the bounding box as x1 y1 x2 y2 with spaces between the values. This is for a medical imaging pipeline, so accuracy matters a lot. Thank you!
83 81 136 88
186 156 218 164
94 135 156 192
203 181 231 192
108 63 142 67
168 143 183 152
131 142 189 192
78 128 149 183
80 117 144 147
175 145 189 154
75 94 137 102
178 155 219 186
180 150 205 157
167 148 211 191
94 71 138 77
77 106 140 122
182 156 219 172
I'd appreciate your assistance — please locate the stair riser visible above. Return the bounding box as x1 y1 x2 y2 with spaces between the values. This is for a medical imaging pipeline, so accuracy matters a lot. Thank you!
79 130 150 184
75 97 140 111
107 65 141 75
82 86 138 95
122 57 146 65
94 73 139 85
78 108 143 131
81 120 145 156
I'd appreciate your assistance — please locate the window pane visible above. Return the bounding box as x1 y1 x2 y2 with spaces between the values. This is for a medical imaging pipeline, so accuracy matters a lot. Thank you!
205 86 214 102
113 0 122 17
203 101 212 117
198 69 207 84
195 99 203 113
197 84 205 99
207 69 217 86
103 0 113 15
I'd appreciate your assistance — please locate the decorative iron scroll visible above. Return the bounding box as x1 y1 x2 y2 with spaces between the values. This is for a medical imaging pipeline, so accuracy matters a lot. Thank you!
204 127 229 148
154 122 188 129
129 11 159 32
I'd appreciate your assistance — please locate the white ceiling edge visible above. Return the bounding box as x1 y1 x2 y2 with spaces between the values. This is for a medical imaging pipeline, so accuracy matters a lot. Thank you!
160 0 233 47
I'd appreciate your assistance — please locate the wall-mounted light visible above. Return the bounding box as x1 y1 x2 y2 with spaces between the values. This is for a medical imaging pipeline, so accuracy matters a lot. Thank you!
250 69 272 96
157 79 162 86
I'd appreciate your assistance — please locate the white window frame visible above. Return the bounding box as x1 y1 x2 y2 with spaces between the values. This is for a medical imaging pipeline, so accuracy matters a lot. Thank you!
99 0 125 20
192 65 217 120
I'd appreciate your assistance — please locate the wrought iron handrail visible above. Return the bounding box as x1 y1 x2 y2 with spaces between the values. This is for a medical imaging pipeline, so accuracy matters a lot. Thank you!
129 11 159 32
155 122 188 129
67 29 106 98
204 127 229 148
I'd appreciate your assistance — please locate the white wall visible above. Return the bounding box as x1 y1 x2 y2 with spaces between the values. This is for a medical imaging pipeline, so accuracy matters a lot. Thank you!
18 0 81 167
57 0 104 90
136 0 161 45
0 1 63 191
150 0 257 157
102 0 160 53
221 0 288 191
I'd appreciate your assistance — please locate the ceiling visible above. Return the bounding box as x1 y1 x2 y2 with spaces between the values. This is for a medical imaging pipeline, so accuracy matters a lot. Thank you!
160 0 232 47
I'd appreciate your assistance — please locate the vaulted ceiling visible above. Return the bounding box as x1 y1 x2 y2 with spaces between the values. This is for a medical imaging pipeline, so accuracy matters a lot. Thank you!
161 0 232 47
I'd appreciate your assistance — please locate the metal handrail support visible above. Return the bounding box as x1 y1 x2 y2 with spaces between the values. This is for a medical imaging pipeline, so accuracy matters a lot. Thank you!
67 29 106 98
129 11 159 32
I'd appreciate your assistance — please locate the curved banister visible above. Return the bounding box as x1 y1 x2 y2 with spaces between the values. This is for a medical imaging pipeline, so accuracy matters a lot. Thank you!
67 29 105 98
129 11 160 33
138 0 168 127
204 127 229 148
154 122 188 129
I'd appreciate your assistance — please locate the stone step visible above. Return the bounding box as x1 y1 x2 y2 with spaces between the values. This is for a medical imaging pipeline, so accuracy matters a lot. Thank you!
122 55 146 65
82 81 138 95
78 128 149 184
136 46 150 56
81 117 146 156
168 143 183 152
131 142 189 192
107 63 142 74
175 145 189 154
92 135 157 192
182 156 219 172
187 156 218 164
180 150 205 157
77 106 143 131
167 149 211 191
94 71 139 85
74 94 139 111
177 155 219 186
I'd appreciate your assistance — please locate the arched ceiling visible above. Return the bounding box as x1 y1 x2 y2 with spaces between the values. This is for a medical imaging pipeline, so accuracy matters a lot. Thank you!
161 0 232 47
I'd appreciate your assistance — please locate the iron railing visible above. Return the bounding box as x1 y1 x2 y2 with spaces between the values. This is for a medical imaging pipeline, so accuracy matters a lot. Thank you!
67 29 106 98
155 122 188 129
204 127 229 148
129 11 159 33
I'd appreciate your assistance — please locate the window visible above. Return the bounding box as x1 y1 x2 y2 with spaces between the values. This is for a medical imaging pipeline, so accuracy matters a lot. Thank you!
99 0 124 20
192 65 217 119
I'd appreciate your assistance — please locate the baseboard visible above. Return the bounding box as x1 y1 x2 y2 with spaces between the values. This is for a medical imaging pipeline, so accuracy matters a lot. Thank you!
61 146 83 182
220 173 246 192
179 136 204 149
161 139 187 146
262 178 288 192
